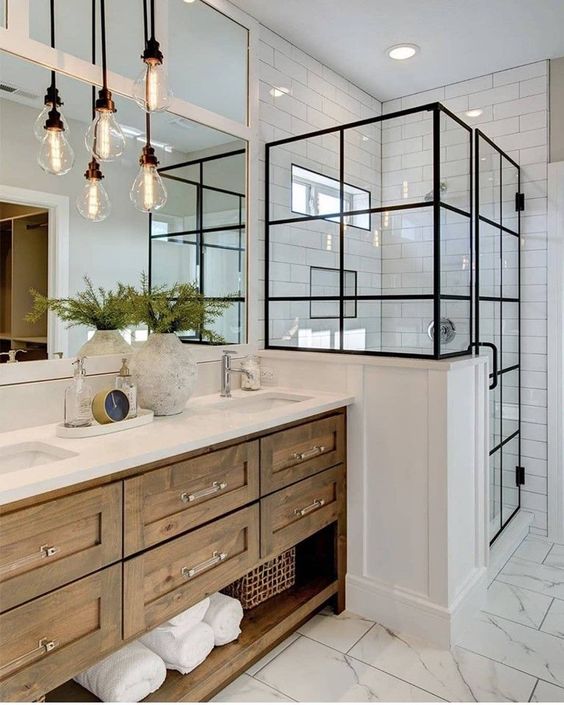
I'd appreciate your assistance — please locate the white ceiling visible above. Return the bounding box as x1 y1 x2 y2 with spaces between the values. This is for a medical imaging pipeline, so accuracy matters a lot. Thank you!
231 0 564 101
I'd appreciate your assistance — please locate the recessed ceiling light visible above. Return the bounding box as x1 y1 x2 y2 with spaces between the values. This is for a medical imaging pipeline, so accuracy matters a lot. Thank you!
270 86 290 98
465 108 483 118
387 44 419 60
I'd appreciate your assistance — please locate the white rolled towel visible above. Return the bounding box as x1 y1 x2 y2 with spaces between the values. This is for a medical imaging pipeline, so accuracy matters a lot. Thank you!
161 596 210 629
140 621 215 675
203 592 244 646
73 641 166 702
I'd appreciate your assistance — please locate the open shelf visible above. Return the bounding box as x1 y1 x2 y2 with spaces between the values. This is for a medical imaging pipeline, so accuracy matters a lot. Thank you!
47 575 337 703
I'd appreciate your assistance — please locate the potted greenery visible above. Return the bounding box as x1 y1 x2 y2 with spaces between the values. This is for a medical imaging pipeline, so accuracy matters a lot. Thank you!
127 274 231 416
26 276 133 356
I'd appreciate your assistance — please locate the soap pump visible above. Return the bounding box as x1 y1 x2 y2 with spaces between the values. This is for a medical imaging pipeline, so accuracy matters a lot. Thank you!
115 357 137 419
64 357 93 428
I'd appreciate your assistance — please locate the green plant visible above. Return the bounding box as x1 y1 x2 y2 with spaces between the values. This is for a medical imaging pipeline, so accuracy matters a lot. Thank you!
127 273 232 341
26 276 134 330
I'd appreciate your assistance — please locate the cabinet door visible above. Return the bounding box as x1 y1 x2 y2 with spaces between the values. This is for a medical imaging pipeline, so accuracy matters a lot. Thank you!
260 415 345 494
0 565 121 702
124 441 259 555
123 505 259 638
0 483 122 612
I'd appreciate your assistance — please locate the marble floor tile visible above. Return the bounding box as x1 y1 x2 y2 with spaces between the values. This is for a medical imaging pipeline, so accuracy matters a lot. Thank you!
246 634 300 676
544 543 564 570
484 580 552 628
456 612 564 687
348 623 536 701
530 680 564 703
255 636 443 702
212 674 294 702
297 607 374 653
540 599 564 639
512 537 553 564
497 557 564 600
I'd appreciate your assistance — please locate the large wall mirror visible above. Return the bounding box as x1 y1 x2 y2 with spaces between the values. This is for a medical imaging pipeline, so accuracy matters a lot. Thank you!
0 0 250 365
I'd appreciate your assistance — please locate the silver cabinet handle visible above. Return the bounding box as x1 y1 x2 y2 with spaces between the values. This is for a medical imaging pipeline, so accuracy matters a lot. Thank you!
181 551 227 579
180 481 227 504
0 638 57 678
0 545 59 577
291 445 326 462
294 499 325 517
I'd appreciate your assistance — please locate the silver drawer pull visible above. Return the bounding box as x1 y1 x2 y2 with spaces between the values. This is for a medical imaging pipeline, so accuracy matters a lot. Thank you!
0 545 59 576
180 481 227 504
0 638 57 677
181 551 227 579
294 499 325 517
291 445 326 462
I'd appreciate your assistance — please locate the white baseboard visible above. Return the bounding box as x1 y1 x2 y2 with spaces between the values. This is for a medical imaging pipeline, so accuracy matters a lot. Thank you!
488 510 534 583
346 567 487 649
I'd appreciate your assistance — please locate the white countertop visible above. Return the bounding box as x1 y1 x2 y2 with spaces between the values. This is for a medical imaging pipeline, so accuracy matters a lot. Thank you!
0 387 354 506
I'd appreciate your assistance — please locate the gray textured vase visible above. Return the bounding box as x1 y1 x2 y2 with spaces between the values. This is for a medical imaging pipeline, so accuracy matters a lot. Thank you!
77 329 131 357
130 333 197 416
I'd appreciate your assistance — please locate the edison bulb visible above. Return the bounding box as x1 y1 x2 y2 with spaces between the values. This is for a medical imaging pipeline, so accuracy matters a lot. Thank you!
130 163 167 212
76 178 111 222
85 111 126 162
34 104 70 141
133 61 172 112
37 128 75 175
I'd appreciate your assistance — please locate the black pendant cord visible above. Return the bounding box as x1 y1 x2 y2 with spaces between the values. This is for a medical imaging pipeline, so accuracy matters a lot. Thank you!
150 0 156 40
49 0 56 94
146 112 151 148
100 0 108 91
91 0 96 121
142 0 149 48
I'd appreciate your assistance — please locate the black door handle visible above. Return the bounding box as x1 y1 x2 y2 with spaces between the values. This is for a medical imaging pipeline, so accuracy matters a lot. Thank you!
469 342 499 390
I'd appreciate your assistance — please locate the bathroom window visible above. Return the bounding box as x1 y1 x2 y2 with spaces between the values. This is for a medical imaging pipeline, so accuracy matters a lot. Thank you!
291 165 370 230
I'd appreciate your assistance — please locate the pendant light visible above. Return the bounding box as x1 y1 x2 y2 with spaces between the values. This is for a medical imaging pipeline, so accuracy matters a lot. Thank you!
132 0 172 112
85 0 125 161
36 0 74 175
77 1 111 222
130 113 167 212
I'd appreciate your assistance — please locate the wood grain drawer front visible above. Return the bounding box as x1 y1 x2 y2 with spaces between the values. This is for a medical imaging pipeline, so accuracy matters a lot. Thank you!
0 484 122 612
124 441 260 555
261 466 344 558
0 564 121 702
123 505 259 639
261 415 344 494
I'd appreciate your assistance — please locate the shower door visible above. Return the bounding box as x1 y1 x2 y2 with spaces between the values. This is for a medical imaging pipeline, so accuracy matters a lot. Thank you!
475 130 523 544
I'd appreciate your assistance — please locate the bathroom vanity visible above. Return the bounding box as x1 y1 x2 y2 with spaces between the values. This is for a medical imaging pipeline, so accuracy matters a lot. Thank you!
0 390 351 702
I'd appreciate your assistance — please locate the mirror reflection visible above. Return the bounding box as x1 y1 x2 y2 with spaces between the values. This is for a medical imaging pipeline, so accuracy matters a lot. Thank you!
0 51 247 362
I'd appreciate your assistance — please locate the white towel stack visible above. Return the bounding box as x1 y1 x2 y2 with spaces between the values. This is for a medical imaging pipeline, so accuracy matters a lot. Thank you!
203 592 244 646
73 641 166 703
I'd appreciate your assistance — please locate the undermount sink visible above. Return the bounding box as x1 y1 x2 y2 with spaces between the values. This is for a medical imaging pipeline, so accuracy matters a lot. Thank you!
0 441 78 474
214 392 312 414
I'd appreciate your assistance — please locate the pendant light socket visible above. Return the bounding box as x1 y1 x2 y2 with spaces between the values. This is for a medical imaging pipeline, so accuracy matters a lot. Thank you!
84 157 104 180
142 36 164 65
43 84 62 108
139 144 159 167
95 86 117 113
44 106 65 132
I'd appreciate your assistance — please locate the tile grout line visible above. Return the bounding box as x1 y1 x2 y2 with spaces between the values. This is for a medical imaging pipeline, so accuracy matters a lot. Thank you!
537 597 555 632
249 674 298 702
250 635 301 678
528 678 540 702
480 607 548 632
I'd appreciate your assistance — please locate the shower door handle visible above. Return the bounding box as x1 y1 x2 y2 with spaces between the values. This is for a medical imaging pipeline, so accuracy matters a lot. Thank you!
469 342 499 390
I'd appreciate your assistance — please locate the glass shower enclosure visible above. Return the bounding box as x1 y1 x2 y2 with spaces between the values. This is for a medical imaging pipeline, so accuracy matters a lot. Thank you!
265 102 472 359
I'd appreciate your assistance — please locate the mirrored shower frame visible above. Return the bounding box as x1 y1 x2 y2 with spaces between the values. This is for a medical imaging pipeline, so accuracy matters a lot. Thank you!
265 102 474 360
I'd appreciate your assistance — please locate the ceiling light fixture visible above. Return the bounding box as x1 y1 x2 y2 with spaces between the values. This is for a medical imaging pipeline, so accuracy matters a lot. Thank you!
85 0 125 162
387 44 419 61
36 0 74 175
130 112 167 212
269 86 290 98
133 0 172 112
77 0 110 222
465 108 483 118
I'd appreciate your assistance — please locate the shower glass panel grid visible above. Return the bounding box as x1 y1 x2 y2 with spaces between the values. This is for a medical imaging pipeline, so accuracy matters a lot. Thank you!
265 102 473 359
149 149 246 344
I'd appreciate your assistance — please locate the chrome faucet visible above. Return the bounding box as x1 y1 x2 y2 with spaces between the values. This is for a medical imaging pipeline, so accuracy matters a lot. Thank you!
221 350 249 398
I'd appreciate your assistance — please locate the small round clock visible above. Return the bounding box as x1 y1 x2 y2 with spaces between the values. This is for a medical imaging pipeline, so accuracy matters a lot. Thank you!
92 388 130 424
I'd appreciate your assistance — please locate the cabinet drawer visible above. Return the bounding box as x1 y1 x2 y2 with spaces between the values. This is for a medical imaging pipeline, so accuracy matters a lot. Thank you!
124 441 259 554
261 466 344 558
260 414 344 494
123 505 259 639
0 484 122 612
0 565 121 702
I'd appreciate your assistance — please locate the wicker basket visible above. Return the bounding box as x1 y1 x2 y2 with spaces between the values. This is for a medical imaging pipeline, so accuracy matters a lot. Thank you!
223 547 296 609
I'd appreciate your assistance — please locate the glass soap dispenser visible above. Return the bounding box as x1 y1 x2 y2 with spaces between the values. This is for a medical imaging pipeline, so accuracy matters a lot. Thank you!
64 357 93 428
116 358 137 418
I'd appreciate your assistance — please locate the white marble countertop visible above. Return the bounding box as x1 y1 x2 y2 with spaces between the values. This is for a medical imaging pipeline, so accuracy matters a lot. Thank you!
0 387 354 506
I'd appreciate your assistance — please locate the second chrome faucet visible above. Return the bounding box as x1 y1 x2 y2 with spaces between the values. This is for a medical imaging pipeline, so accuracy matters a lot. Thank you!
220 350 251 398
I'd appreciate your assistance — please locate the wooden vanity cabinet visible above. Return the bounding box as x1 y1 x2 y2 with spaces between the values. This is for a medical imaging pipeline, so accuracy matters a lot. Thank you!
0 407 347 703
